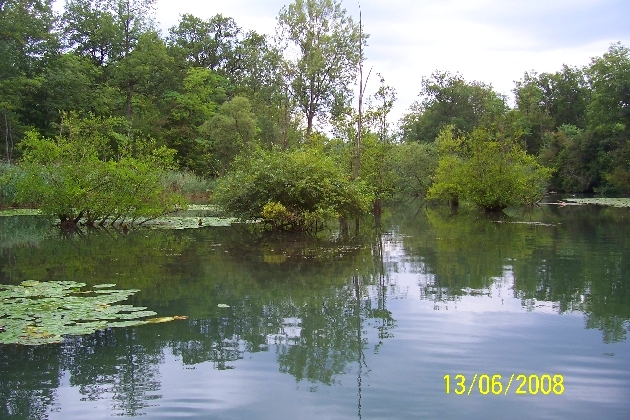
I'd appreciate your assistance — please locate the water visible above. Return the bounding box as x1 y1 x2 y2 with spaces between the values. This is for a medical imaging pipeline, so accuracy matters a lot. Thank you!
1 204 629 419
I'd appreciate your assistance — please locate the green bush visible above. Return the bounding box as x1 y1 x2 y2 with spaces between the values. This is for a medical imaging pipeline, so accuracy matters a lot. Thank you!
427 126 551 211
213 147 373 232
11 115 186 227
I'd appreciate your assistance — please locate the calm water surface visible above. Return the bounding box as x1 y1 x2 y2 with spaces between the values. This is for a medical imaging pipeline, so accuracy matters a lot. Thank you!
1 204 629 419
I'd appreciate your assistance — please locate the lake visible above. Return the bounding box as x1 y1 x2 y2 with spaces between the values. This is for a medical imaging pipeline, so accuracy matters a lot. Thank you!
1 203 629 419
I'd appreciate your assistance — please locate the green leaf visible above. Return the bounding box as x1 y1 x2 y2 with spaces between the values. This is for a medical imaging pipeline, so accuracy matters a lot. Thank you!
0 280 181 345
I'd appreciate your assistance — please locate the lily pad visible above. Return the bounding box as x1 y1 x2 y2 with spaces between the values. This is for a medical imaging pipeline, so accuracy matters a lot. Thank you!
0 208 42 217
187 204 220 212
141 216 238 229
563 198 630 208
0 280 185 345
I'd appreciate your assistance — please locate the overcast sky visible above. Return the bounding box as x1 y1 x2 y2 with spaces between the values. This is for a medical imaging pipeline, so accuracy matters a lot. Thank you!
152 0 630 124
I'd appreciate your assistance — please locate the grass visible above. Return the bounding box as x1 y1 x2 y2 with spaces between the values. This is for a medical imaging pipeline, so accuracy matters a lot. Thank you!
162 170 215 201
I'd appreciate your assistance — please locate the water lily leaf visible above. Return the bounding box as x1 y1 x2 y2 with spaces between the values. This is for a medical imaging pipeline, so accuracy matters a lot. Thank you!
93 284 117 289
0 280 182 345
146 317 177 324
0 208 42 217
563 198 630 207
106 320 149 328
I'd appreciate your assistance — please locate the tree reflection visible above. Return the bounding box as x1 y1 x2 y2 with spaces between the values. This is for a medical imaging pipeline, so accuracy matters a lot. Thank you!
399 204 630 343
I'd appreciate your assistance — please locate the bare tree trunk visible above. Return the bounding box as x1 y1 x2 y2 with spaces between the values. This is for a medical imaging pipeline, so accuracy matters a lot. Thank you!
354 10 363 180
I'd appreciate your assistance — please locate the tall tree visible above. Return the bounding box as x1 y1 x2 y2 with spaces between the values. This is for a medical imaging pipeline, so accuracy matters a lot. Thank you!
400 71 506 143
586 43 630 193
512 66 589 154
0 0 57 161
276 0 365 136
167 13 241 73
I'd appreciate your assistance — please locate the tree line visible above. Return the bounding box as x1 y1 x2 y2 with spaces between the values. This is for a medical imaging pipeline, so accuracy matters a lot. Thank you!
1 0 629 229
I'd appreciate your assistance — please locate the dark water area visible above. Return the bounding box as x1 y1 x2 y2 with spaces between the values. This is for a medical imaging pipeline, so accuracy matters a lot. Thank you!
1 204 629 419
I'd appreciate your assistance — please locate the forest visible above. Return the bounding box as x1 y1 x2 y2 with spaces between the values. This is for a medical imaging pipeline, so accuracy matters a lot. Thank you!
1 0 630 230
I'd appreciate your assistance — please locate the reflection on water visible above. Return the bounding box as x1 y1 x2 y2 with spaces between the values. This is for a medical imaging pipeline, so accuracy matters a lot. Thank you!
0 204 629 419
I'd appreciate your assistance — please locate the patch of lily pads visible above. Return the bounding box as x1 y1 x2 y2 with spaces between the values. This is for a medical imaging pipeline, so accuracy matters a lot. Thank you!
141 216 238 229
0 208 42 216
0 280 186 345
563 198 630 208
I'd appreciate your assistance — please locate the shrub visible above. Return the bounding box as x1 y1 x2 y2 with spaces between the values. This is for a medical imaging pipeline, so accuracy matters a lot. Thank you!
427 126 551 211
214 147 373 232
11 115 186 227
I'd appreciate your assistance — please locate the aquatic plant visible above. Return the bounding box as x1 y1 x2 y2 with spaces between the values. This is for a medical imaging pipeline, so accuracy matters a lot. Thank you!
0 280 185 345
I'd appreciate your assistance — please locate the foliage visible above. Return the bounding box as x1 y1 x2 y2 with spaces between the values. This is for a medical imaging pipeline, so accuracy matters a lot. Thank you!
276 0 365 135
511 66 589 154
213 147 373 231
167 13 241 73
427 126 551 211
10 115 186 227
538 125 599 192
201 96 260 176
0 280 185 345
400 71 507 143
585 43 630 194
160 170 214 199
390 142 438 199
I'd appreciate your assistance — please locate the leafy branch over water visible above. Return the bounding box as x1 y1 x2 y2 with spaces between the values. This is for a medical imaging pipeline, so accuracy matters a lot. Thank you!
0 281 185 345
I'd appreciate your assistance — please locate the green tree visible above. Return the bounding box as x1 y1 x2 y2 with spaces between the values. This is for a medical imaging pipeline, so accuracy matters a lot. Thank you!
538 125 599 192
113 30 173 119
201 96 259 176
163 67 229 173
167 13 241 73
9 114 185 228
390 142 438 199
62 0 119 65
427 126 551 211
213 146 372 231
512 66 589 155
400 71 507 143
276 0 365 136
1 0 58 161
585 43 630 193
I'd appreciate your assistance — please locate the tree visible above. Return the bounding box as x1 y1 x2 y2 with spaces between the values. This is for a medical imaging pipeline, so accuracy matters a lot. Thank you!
276 0 365 136
427 126 551 211
400 71 507 143
512 66 589 155
161 67 228 173
390 142 438 199
1 0 58 161
538 125 599 192
585 43 630 193
201 96 259 176
62 0 119 65
213 146 372 232
9 114 185 228
113 30 173 119
167 13 241 73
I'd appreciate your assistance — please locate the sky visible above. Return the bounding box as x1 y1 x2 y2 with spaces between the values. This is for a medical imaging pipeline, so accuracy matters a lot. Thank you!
57 0 630 126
